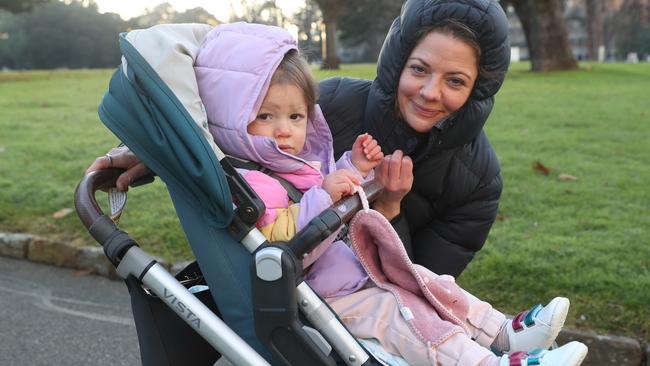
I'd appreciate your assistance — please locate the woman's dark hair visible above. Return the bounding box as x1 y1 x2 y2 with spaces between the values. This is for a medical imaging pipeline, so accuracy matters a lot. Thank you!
415 19 485 78
271 49 318 120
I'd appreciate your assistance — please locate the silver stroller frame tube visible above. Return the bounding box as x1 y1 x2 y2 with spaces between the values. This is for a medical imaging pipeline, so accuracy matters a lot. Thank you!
296 282 369 365
116 245 270 366
246 226 372 365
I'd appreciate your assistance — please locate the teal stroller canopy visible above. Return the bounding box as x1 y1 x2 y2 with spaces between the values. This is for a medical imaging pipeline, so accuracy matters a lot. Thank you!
99 24 232 225
97 24 270 360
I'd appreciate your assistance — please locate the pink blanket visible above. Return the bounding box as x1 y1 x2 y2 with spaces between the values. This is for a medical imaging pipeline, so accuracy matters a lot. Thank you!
349 208 471 347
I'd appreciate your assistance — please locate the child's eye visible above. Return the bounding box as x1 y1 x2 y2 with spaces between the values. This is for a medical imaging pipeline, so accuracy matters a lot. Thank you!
257 113 271 120
290 113 305 120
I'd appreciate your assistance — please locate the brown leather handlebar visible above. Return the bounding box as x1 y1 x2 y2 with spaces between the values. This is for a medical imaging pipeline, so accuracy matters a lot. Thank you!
331 179 383 223
74 168 125 230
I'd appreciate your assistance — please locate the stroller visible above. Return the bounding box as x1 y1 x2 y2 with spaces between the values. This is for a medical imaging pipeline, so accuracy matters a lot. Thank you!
74 23 407 366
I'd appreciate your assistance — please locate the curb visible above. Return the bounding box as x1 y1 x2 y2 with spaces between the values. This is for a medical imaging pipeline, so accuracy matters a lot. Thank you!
0 231 173 280
1 231 648 365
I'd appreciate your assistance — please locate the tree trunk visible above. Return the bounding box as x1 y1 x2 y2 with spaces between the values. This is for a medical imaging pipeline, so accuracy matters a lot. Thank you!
586 0 604 61
509 0 578 71
0 0 50 13
314 0 342 69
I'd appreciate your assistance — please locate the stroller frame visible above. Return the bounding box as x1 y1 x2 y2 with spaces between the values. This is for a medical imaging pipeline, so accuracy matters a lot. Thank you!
75 168 383 366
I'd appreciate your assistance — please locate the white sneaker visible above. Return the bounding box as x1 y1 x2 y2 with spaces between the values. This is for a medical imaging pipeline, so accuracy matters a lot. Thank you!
499 341 588 366
507 297 570 352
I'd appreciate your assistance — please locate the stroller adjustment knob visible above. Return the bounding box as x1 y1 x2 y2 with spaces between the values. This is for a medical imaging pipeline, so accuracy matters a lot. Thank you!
255 247 284 281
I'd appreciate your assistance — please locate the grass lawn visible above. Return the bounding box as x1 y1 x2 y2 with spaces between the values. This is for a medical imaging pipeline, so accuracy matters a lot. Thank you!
1 62 648 340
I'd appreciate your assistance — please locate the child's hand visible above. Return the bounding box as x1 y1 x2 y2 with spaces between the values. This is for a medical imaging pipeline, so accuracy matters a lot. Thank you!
322 169 360 202
351 133 384 177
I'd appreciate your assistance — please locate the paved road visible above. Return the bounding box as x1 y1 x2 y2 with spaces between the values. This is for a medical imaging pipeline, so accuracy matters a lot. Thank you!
0 256 140 366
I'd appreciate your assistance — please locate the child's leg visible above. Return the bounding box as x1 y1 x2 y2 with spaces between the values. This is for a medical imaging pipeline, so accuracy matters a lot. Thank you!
458 286 507 348
328 286 497 365
327 286 584 366
327 286 437 365
434 331 500 366
435 273 569 353
327 287 494 366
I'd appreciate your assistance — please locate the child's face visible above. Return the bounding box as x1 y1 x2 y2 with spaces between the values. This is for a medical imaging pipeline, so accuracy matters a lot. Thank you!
247 83 308 156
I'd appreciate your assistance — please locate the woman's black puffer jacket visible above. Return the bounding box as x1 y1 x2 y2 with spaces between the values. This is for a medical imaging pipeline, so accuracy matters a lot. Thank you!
318 0 510 277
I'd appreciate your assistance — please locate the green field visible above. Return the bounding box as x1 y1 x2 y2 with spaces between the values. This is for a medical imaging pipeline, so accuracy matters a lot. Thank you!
1 63 649 340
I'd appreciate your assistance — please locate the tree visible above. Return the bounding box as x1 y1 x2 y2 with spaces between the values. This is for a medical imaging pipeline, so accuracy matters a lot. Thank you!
229 0 284 26
0 0 226 70
0 0 126 69
610 0 650 59
0 0 50 13
172 7 219 25
502 0 578 71
130 2 175 28
129 3 218 28
0 11 29 68
585 0 604 61
313 0 343 69
339 0 402 62
291 0 322 62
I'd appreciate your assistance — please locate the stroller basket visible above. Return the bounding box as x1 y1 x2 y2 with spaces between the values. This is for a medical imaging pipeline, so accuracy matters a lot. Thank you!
126 261 222 366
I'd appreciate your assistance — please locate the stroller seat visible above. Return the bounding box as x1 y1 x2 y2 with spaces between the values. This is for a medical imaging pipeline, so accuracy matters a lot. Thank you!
76 23 410 366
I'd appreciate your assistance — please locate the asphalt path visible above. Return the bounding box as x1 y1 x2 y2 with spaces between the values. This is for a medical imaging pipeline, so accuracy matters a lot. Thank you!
0 256 141 366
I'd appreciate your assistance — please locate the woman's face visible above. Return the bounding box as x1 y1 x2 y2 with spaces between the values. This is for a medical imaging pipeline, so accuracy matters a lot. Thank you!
397 31 478 133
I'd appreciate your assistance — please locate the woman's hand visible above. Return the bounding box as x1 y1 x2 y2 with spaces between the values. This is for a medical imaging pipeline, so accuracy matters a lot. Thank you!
86 145 150 191
373 150 413 220
322 169 361 202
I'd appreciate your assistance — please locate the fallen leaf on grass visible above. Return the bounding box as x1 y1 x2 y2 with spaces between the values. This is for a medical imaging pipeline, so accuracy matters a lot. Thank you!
73 269 94 277
558 173 578 181
532 161 551 175
496 213 507 222
52 208 73 219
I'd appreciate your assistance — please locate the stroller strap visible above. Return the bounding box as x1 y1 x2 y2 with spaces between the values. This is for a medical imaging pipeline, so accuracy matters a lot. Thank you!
224 156 304 204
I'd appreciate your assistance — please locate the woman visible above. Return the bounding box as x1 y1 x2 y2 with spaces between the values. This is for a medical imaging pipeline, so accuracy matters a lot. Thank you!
318 0 509 277
89 0 510 278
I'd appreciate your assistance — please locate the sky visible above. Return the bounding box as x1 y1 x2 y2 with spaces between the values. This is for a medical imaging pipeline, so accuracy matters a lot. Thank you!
92 0 306 23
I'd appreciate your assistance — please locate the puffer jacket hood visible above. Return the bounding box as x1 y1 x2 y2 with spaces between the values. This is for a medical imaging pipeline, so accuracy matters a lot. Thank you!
366 0 510 154
195 22 335 174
